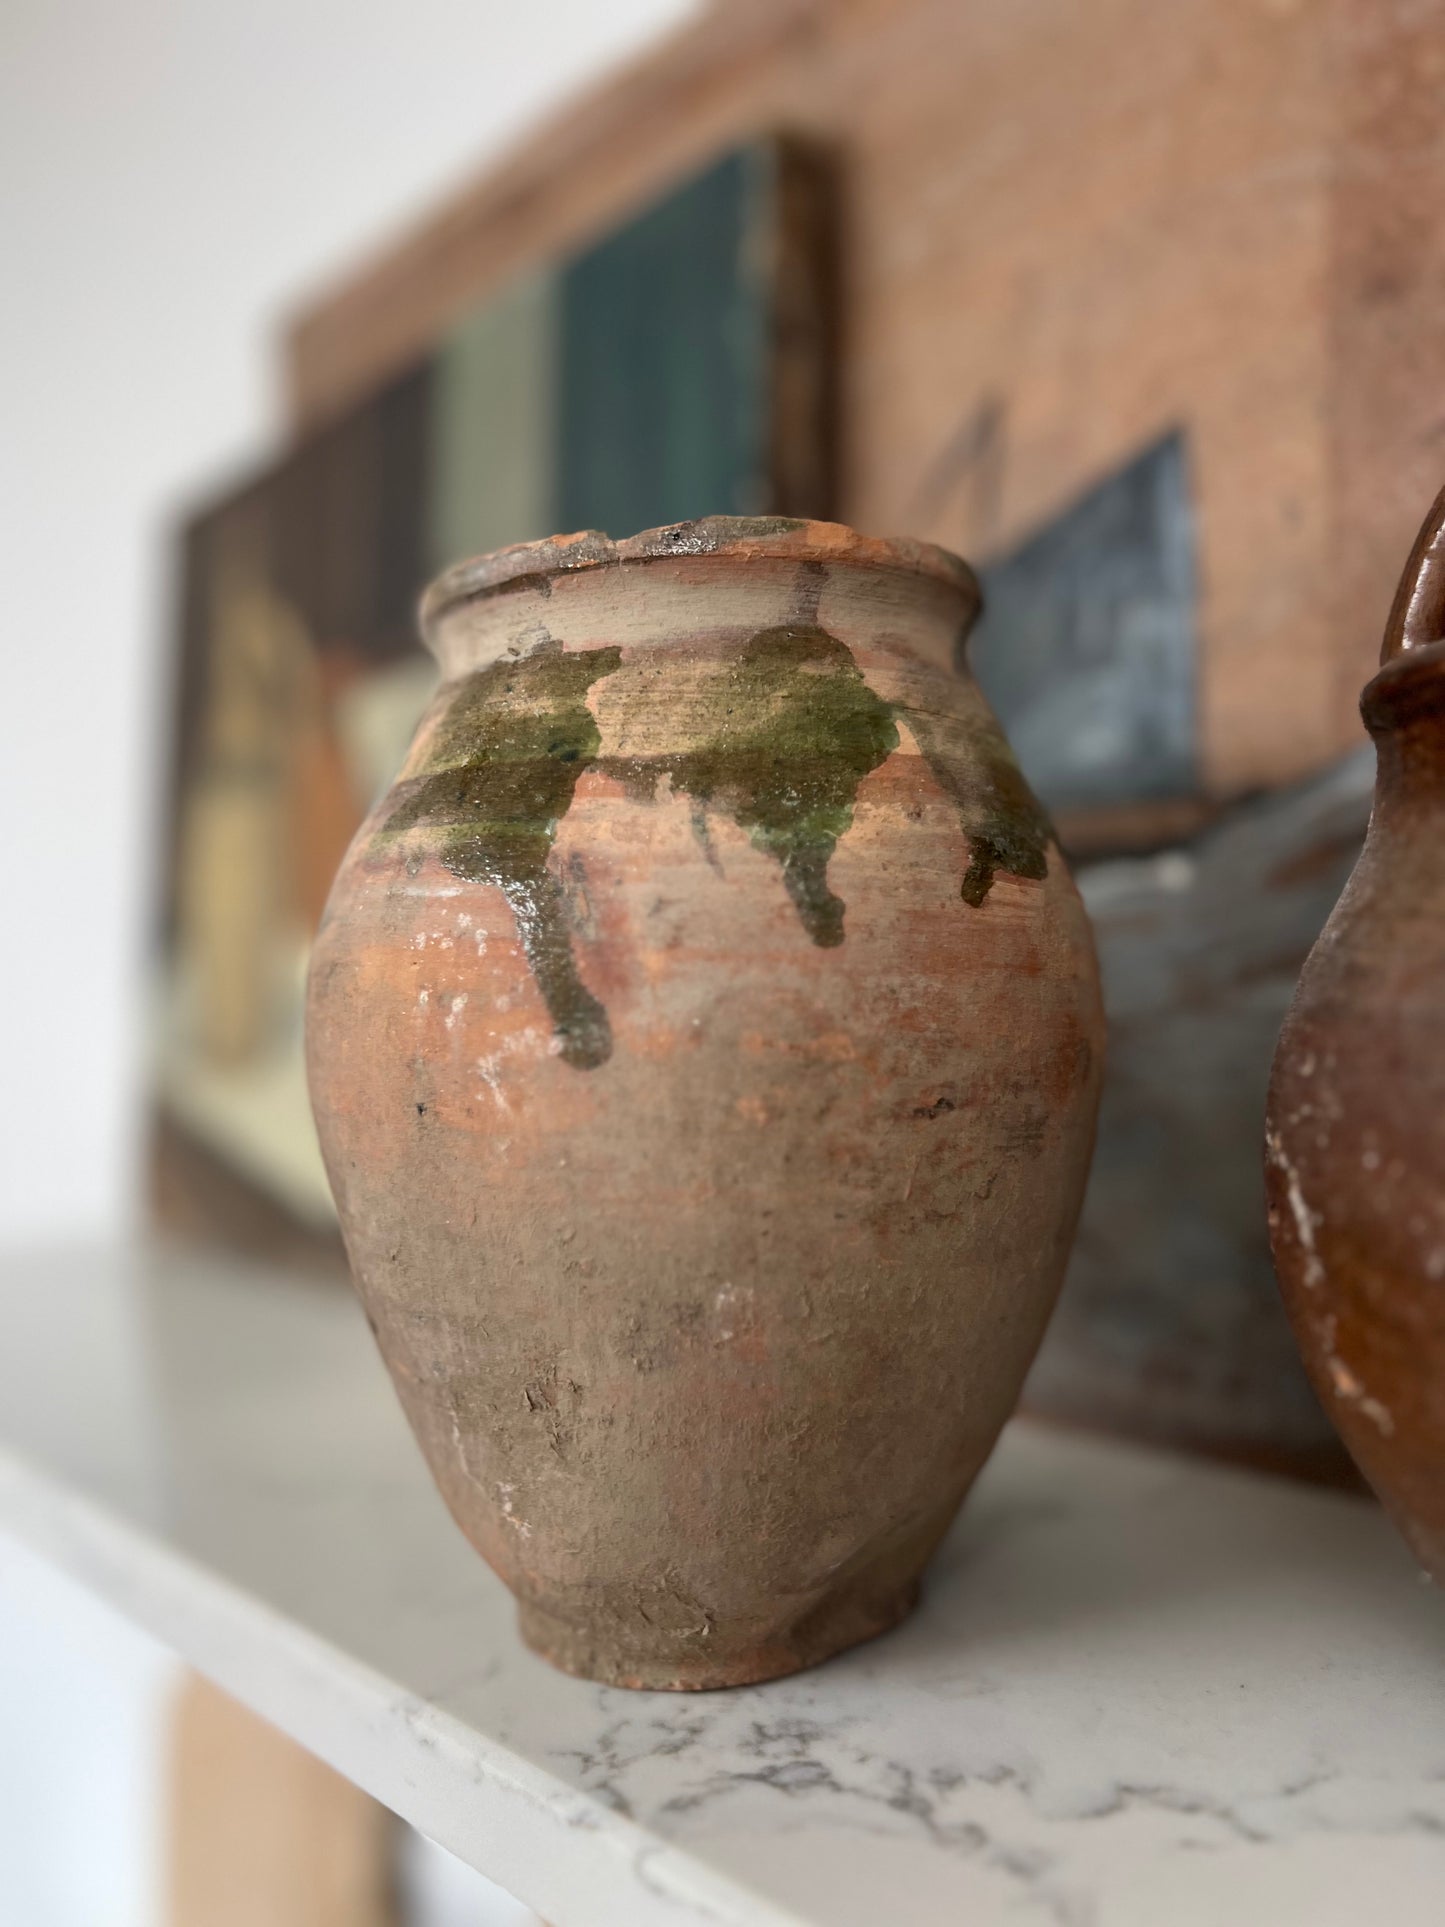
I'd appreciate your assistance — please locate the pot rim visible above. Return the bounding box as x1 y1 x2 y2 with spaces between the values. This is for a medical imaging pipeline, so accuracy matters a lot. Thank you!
419 515 980 647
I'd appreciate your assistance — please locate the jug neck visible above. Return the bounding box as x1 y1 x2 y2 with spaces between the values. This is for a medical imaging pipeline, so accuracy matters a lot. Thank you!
1363 641 1445 804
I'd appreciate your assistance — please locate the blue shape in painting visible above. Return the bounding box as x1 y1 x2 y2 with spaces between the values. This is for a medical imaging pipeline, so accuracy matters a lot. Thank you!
970 432 1197 812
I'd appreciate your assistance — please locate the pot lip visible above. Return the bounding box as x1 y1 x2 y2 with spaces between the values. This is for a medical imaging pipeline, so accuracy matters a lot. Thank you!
1362 636 1445 731
419 515 980 644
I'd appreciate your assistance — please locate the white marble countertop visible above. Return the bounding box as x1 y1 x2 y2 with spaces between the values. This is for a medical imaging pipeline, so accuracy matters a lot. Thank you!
0 1246 1441 1926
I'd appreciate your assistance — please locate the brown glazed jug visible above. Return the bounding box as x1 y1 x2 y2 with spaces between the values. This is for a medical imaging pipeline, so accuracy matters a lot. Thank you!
307 517 1104 1687
1266 485 1445 1582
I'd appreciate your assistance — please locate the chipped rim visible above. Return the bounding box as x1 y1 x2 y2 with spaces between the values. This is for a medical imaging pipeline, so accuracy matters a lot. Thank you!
419 515 981 646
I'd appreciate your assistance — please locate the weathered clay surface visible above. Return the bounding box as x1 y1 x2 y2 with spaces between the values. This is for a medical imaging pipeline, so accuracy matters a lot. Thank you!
1266 485 1445 1581
306 517 1104 1688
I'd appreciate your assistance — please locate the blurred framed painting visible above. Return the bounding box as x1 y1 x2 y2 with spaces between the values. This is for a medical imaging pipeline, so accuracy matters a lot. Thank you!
151 136 835 1261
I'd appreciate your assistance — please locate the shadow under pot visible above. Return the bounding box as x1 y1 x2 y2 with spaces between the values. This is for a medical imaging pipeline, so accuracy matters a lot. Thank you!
306 516 1105 1688
1267 483 1445 1583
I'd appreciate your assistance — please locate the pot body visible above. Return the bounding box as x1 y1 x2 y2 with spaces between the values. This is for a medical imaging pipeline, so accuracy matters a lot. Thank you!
307 519 1104 1687
1266 506 1445 1581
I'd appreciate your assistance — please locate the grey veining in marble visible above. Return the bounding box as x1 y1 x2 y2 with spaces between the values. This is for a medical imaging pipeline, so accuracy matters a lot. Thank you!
1 1246 1442 1926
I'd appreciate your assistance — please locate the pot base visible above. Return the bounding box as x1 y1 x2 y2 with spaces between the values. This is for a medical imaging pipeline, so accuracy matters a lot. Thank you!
517 1578 922 1692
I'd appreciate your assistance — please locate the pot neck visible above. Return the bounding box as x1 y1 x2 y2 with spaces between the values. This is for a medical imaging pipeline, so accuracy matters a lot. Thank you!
1360 483 1445 804
419 519 980 681
427 554 976 681
1363 641 1445 803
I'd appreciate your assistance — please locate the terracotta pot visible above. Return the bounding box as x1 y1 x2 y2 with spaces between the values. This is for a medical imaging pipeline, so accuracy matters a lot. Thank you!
1266 485 1445 1581
306 517 1104 1688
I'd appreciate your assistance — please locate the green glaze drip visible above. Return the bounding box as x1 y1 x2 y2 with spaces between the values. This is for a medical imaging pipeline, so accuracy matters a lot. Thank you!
381 641 622 1069
378 623 1050 1074
607 623 899 947
897 698 1053 906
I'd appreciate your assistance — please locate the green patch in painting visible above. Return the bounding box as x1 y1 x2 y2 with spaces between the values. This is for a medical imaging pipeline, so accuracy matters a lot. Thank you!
381 641 622 1069
607 624 899 947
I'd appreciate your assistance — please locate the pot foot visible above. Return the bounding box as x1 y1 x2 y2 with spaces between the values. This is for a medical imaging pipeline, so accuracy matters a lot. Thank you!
516 1577 922 1692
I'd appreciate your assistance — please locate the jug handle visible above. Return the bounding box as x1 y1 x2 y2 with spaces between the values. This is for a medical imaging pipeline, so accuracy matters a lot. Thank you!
1382 481 1445 662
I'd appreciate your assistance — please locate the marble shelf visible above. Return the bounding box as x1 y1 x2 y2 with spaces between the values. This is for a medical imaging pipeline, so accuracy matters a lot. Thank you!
1 1245 1442 1926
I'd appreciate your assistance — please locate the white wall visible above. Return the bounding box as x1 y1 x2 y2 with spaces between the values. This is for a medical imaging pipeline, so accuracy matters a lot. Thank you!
0 0 697 1249
0 6 695 1922
0 1541 174 1927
